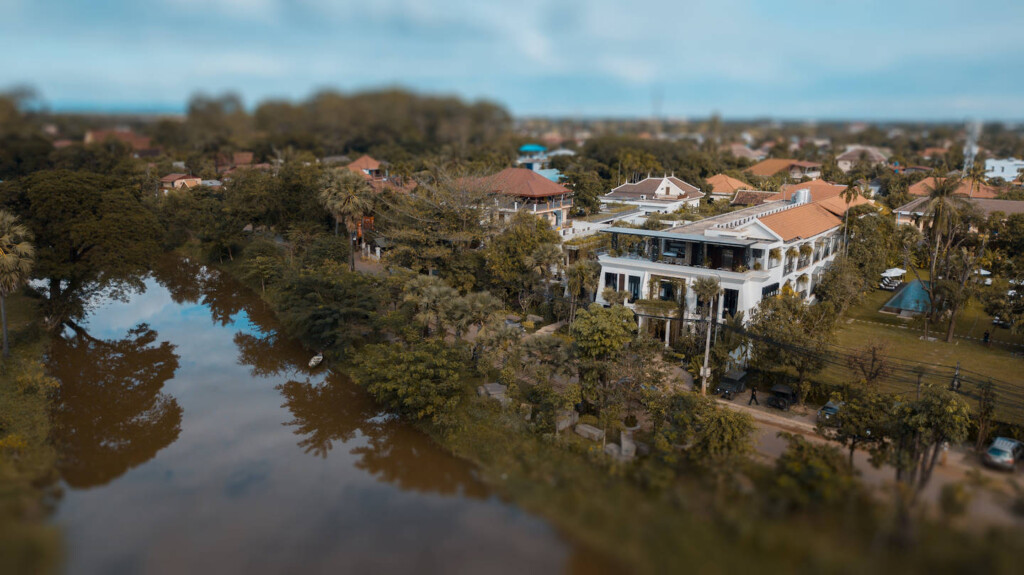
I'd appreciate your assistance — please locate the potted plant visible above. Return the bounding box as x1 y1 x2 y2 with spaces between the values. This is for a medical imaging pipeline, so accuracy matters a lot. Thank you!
799 244 813 257
785 247 799 259
769 247 782 261
753 261 763 270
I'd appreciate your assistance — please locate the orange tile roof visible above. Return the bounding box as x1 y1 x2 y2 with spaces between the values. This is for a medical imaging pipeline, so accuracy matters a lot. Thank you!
480 167 571 198
767 179 848 202
758 203 842 242
730 190 777 206
746 158 796 177
706 174 751 196
815 194 872 217
746 158 820 177
347 155 381 173
907 177 998 199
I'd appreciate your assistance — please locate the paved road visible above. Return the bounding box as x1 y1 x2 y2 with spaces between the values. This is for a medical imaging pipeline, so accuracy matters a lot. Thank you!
718 397 1024 528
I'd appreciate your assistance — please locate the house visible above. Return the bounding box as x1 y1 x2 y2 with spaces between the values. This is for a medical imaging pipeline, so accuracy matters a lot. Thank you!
767 179 848 203
907 177 999 199
721 143 765 162
84 129 153 151
706 174 752 199
160 173 202 192
920 146 949 160
346 155 384 179
985 158 1024 181
600 176 704 213
746 158 822 180
594 193 872 343
895 197 1024 228
216 151 258 174
344 155 416 193
478 167 573 229
836 145 889 173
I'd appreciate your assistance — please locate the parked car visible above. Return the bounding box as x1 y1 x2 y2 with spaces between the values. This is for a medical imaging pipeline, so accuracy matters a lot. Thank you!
816 400 843 427
982 437 1024 471
715 369 748 400
766 384 798 411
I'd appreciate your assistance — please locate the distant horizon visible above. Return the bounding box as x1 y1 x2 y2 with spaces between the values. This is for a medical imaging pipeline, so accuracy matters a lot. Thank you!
37 96 1017 126
5 1 1023 124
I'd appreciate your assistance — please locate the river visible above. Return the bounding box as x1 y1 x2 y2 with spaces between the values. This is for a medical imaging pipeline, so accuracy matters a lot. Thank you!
46 259 599 574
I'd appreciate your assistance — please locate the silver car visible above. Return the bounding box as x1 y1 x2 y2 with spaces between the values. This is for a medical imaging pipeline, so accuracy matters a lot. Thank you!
982 437 1023 471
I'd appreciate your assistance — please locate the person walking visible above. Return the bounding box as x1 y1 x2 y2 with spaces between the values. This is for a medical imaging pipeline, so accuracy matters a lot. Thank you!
983 330 990 345
748 387 758 406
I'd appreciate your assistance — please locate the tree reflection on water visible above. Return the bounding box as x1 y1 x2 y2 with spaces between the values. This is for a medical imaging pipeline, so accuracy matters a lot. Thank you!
50 323 182 488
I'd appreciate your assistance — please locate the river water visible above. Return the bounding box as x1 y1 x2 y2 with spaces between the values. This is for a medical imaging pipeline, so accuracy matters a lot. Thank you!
46 259 597 574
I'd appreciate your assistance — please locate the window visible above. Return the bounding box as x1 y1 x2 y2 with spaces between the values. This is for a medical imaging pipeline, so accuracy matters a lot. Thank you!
762 283 780 298
627 276 641 302
659 281 675 301
723 289 739 318
604 272 617 293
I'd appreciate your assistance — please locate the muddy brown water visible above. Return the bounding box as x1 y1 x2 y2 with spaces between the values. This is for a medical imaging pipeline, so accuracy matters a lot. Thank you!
47 261 606 574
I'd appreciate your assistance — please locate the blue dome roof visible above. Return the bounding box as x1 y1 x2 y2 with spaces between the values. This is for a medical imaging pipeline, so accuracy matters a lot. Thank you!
519 144 547 153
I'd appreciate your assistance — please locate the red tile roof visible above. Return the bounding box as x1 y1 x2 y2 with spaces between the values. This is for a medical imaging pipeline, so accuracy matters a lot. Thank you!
347 155 381 174
706 174 751 196
759 203 842 242
160 173 191 183
815 194 872 217
480 168 571 199
746 158 821 177
907 177 999 199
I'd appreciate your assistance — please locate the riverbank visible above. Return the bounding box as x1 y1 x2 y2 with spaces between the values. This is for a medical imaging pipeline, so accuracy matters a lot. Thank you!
216 249 1024 574
0 292 61 575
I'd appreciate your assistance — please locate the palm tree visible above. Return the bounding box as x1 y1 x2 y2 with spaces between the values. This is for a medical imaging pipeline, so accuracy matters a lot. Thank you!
692 276 721 395
914 177 968 339
966 163 987 198
318 169 373 271
566 260 600 324
840 184 861 256
402 275 458 336
0 210 35 357
524 243 564 301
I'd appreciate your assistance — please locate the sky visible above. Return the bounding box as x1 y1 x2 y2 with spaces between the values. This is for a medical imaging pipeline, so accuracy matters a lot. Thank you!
1 0 1023 120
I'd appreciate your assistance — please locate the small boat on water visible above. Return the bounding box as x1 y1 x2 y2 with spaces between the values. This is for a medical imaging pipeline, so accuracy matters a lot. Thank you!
309 353 324 368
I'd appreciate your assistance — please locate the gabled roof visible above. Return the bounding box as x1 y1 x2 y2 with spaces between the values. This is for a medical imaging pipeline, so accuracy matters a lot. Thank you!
815 194 872 217
233 151 254 166
706 173 751 196
482 167 571 198
347 155 381 173
160 173 193 183
908 177 999 199
836 146 888 163
768 179 848 202
746 158 821 177
606 176 703 201
896 196 1024 217
758 203 842 242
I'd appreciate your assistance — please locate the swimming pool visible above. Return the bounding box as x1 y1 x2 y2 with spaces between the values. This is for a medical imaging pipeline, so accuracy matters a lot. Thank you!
882 279 931 314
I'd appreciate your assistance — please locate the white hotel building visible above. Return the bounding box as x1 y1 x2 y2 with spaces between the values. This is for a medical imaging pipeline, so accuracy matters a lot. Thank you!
594 191 870 343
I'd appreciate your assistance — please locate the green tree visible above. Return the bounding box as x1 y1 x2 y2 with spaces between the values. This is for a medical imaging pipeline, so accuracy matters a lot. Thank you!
0 210 34 356
820 389 888 467
748 292 837 404
571 303 637 361
566 260 600 324
771 432 859 512
524 242 564 302
318 168 373 271
868 387 972 542
484 211 559 311
352 340 466 428
275 267 381 354
402 275 460 336
0 170 161 327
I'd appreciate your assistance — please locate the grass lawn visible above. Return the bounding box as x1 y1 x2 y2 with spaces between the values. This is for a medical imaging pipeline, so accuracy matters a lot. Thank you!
0 292 61 575
818 283 1024 424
